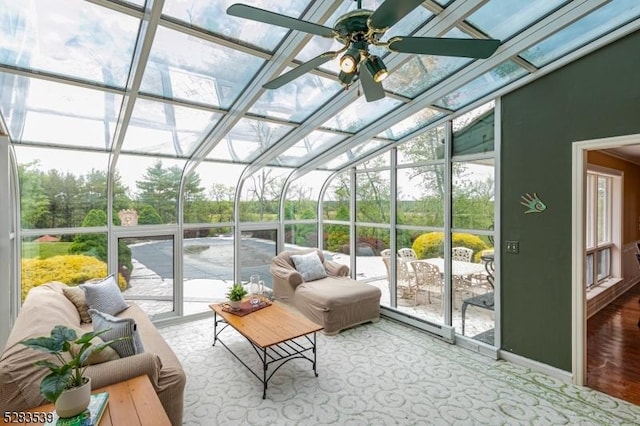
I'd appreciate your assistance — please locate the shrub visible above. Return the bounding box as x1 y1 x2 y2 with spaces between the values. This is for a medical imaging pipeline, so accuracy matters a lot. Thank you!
21 255 127 301
325 228 349 252
138 205 162 225
69 209 133 285
412 232 489 261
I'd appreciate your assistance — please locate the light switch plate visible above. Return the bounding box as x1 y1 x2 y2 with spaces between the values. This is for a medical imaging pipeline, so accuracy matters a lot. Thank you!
505 240 519 254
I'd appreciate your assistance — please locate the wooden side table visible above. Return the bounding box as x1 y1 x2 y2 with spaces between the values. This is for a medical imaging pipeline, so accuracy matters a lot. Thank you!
18 375 170 426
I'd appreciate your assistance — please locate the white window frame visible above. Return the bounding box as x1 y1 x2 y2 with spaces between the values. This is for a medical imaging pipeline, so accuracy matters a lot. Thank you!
585 165 622 289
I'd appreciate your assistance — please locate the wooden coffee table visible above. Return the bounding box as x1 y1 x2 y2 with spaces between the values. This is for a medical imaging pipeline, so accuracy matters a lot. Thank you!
210 301 323 399
21 375 170 425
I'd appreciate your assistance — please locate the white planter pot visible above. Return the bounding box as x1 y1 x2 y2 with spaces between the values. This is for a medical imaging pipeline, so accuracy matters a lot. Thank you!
228 300 242 310
55 376 91 418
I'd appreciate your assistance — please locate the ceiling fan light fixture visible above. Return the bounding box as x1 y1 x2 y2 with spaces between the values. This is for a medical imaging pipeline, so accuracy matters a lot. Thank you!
338 70 355 85
339 47 360 73
365 55 388 83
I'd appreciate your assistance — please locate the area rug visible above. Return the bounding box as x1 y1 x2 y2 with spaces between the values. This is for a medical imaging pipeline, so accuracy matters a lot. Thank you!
160 317 640 425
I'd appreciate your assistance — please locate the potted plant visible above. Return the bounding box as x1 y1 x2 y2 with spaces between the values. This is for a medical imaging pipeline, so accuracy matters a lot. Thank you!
226 283 248 309
20 325 126 418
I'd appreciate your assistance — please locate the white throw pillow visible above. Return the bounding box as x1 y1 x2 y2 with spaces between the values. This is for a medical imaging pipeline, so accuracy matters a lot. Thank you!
80 275 129 316
290 251 327 282
89 309 144 358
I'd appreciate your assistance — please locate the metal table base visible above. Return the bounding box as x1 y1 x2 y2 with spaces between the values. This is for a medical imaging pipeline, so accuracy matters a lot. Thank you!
212 313 319 399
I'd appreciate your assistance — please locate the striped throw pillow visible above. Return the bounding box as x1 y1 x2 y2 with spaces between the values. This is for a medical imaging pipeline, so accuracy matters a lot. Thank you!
89 309 144 358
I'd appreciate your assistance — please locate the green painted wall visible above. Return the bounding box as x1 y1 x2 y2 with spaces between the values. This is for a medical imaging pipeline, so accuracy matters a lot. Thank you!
500 29 640 371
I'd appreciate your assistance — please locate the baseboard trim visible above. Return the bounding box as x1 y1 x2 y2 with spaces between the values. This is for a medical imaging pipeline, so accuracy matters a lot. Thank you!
499 350 573 384
381 307 455 343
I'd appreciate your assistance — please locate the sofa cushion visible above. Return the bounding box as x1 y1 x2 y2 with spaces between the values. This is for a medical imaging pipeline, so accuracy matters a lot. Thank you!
80 275 128 316
291 251 327 282
63 286 92 323
89 309 144 358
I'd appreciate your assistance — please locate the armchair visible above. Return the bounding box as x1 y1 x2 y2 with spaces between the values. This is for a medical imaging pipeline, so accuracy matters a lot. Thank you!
270 249 381 335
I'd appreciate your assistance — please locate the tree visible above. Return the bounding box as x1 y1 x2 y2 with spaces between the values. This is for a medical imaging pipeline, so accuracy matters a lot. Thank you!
355 157 390 224
137 205 162 225
284 182 315 220
79 169 131 224
18 162 49 229
209 183 235 223
68 210 108 261
69 209 133 284
135 161 205 223
243 168 282 221
18 162 133 230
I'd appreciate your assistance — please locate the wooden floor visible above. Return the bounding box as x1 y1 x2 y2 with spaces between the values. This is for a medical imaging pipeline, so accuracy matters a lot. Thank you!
587 282 640 405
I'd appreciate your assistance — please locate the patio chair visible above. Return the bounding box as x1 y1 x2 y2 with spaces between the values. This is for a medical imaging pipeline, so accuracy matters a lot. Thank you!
410 260 443 306
381 256 414 300
397 248 418 261
452 247 473 263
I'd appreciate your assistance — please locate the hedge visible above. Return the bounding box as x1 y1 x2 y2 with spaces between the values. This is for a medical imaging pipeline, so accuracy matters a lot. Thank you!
412 232 490 262
21 254 127 301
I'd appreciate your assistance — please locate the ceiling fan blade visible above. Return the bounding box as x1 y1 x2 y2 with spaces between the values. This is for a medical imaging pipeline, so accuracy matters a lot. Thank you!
263 52 338 90
358 64 385 102
388 37 501 59
368 0 425 30
227 4 336 38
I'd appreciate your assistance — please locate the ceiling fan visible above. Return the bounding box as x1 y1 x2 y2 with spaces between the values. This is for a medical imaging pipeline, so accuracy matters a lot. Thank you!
227 0 501 102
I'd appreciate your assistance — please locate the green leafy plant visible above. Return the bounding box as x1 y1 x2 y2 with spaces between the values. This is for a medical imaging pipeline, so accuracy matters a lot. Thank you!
20 325 126 403
226 283 248 302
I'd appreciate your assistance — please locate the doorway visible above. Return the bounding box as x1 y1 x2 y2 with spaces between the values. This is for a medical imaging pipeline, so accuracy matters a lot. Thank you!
572 133 640 394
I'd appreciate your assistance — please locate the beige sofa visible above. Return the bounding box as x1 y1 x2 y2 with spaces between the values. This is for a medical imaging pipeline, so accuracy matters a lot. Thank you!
270 249 381 335
0 282 185 426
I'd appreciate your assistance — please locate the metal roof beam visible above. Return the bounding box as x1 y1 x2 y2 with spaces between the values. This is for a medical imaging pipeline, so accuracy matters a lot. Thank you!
289 0 609 179
183 1 341 177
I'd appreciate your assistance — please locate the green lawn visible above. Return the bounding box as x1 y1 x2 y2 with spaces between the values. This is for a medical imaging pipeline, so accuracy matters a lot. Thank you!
22 242 72 259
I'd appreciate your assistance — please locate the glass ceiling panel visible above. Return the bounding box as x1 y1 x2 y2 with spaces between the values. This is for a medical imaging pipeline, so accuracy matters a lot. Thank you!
321 96 403 133
0 74 120 149
162 0 312 51
271 130 346 167
0 0 139 88
433 60 527 110
377 106 445 140
521 0 640 68
383 28 473 98
121 99 221 157
207 117 295 162
320 139 389 170
369 6 433 58
140 26 264 109
249 69 342 123
467 0 568 41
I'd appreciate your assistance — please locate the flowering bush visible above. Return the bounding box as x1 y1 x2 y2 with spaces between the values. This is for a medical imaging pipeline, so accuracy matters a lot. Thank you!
412 232 490 261
21 255 127 301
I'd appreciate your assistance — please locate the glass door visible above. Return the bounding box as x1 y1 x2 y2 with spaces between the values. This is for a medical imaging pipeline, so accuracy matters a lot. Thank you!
116 233 177 319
